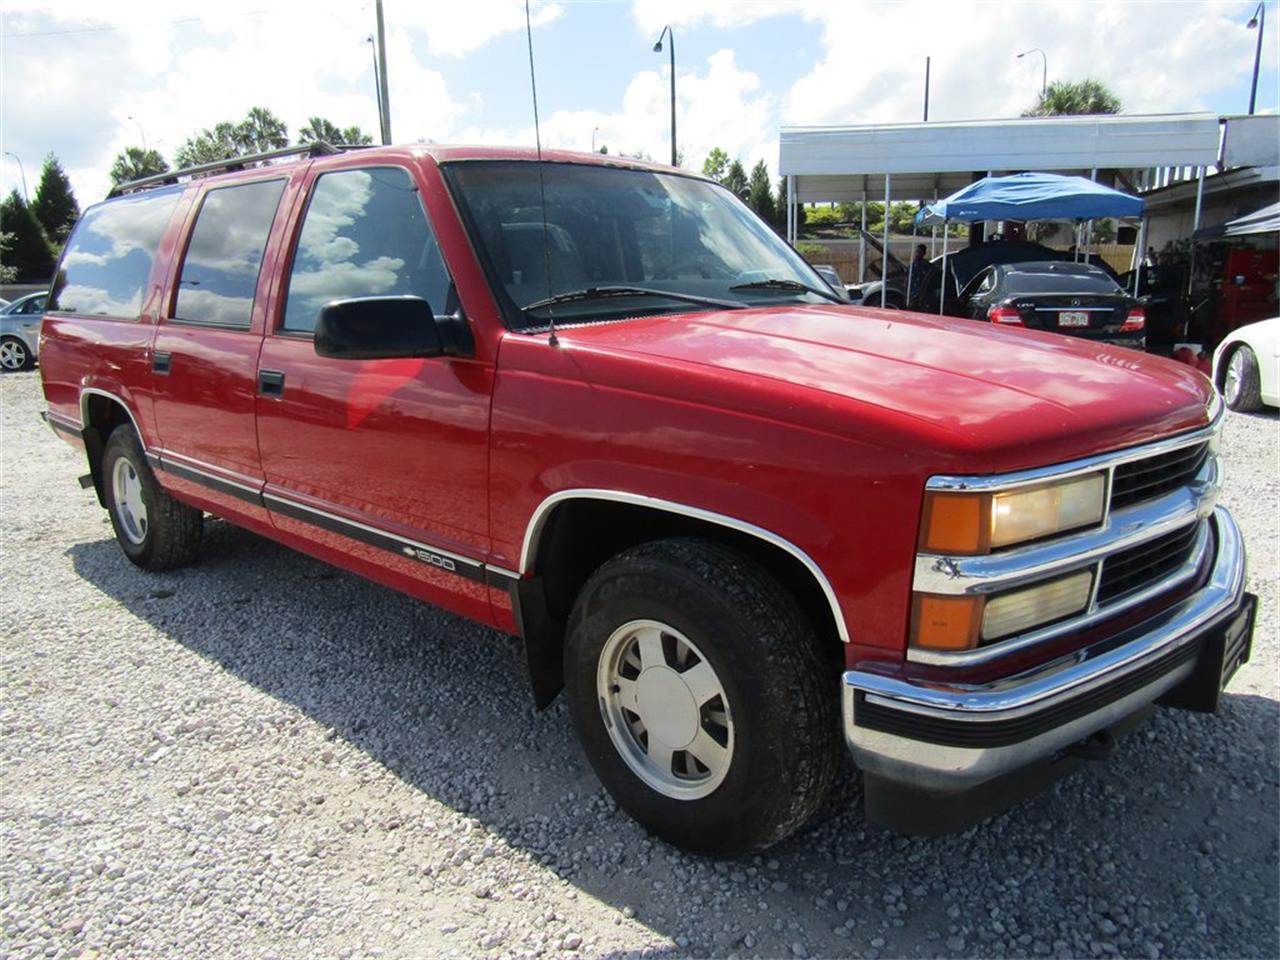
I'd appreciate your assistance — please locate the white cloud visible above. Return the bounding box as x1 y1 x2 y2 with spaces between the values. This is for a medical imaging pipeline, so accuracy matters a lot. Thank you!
460 48 777 176
393 0 565 57
0 0 557 204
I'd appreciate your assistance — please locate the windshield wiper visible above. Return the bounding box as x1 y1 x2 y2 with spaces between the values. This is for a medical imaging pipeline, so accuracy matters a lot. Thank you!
523 286 745 314
729 278 842 303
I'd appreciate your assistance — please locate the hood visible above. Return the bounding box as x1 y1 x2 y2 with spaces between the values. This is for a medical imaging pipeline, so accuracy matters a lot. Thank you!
560 304 1214 473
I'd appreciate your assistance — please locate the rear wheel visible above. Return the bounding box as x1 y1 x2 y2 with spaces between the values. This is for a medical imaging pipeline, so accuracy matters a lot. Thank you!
1223 345 1263 412
564 538 840 856
0 336 31 371
102 427 203 570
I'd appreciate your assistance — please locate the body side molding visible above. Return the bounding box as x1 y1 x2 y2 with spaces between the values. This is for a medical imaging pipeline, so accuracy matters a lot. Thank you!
519 488 852 644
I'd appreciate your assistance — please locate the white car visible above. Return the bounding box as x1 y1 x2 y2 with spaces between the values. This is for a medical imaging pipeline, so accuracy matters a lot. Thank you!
0 292 47 372
1212 316 1280 412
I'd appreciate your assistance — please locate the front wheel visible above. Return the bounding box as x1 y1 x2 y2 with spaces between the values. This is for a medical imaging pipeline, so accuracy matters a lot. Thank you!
564 538 840 856
102 427 204 570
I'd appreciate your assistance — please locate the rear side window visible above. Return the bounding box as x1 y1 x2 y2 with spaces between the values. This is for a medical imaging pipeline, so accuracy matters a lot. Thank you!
48 188 182 317
173 179 286 328
282 167 452 333
1005 268 1121 295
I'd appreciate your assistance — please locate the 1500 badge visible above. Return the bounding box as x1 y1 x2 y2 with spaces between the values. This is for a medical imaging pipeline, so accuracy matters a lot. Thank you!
401 545 457 571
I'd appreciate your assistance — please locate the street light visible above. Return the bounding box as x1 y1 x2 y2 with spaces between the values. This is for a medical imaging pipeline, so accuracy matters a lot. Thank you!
653 25 676 167
3 151 27 203
1247 3 1266 115
127 115 147 152
591 126 600 152
1017 47 1047 97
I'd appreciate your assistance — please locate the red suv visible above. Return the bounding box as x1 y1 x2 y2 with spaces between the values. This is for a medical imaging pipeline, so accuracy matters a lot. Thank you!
39 144 1254 855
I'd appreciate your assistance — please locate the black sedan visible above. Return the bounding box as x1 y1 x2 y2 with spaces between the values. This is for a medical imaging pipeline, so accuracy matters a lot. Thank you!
953 261 1146 349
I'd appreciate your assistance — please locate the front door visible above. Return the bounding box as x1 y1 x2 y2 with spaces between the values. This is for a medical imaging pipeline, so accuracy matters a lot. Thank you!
255 163 494 622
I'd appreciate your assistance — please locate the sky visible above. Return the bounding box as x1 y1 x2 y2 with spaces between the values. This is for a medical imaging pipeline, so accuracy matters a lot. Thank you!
1 0 1277 207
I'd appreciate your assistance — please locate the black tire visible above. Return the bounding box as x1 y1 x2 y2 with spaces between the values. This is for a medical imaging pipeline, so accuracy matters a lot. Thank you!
1222 344 1264 412
564 538 841 856
102 427 203 570
0 336 32 371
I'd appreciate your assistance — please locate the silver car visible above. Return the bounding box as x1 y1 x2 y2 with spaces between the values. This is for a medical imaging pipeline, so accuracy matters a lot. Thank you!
0 292 47 371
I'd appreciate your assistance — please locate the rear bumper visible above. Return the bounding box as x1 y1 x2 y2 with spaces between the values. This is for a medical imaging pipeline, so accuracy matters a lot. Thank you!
843 506 1250 820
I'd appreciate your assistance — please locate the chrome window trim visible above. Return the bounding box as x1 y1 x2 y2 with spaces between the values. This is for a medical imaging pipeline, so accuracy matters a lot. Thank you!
924 405 1222 494
519 488 851 644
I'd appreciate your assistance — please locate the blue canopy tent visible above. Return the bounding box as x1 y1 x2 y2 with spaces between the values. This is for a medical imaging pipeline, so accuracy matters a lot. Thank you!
910 173 1146 313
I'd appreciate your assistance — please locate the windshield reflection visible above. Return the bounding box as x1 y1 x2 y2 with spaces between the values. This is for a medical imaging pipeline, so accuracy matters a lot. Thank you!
446 161 830 326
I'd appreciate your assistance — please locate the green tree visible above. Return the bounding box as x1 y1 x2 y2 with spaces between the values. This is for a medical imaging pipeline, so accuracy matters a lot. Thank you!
1023 78 1122 117
237 106 289 153
0 232 18 284
702 146 730 182
746 159 775 223
32 154 80 244
297 117 374 146
0 190 56 281
723 159 748 198
110 147 170 187
175 107 290 167
174 122 241 167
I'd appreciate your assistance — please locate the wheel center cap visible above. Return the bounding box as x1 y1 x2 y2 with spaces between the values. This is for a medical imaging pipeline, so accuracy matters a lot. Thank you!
635 667 699 749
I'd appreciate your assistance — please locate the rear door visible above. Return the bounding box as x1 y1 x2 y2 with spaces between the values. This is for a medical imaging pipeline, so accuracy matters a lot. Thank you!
254 161 495 623
149 175 293 525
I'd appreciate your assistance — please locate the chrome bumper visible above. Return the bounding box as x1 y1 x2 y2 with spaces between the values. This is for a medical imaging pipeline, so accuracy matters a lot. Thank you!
843 506 1247 793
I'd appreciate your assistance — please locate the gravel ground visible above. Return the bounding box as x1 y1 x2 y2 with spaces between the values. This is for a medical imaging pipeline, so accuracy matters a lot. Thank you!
2 368 1277 960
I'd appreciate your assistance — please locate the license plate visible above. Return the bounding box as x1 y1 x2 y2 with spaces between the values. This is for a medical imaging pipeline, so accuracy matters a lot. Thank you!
1059 311 1090 327
1219 595 1257 687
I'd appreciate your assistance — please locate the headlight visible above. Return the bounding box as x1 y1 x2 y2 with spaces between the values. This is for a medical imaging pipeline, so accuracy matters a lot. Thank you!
909 569 1094 651
918 472 1106 555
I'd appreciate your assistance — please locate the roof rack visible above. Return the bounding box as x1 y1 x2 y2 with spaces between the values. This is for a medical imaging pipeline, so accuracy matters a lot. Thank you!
108 141 343 198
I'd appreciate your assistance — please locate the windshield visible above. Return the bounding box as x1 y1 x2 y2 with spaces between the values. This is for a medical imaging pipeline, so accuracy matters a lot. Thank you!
445 160 832 328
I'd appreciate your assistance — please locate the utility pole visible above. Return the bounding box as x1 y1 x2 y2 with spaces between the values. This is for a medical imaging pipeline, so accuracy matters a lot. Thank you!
375 0 392 145
923 56 931 121
653 26 676 166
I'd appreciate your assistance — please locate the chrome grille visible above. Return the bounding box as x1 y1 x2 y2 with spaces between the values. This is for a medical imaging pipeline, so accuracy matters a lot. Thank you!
1110 441 1209 511
1096 522 1202 605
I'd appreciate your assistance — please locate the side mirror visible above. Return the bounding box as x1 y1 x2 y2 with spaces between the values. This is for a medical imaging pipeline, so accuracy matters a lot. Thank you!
314 296 463 360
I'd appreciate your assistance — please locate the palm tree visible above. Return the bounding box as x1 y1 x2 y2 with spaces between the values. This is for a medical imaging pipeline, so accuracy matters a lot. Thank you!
1023 79 1122 117
110 147 169 186
298 117 374 147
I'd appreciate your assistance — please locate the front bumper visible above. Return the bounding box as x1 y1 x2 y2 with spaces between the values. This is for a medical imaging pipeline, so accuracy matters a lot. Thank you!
843 506 1250 811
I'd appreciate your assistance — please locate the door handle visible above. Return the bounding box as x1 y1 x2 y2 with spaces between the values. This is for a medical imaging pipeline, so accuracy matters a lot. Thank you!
153 351 172 375
258 369 285 397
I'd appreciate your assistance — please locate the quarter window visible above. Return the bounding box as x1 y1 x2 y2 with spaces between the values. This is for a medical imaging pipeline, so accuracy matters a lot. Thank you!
173 179 286 328
48 188 182 317
282 167 452 333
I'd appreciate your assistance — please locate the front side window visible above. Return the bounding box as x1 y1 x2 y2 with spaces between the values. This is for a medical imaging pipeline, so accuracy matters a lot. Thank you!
282 167 451 333
173 179 286 328
48 188 182 317
445 161 836 329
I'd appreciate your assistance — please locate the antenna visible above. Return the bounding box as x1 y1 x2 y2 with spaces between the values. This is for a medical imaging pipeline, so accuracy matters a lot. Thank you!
524 0 559 346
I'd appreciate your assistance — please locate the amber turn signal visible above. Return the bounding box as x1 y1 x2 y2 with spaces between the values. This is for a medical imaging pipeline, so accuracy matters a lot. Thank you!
918 491 992 554
910 593 984 651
